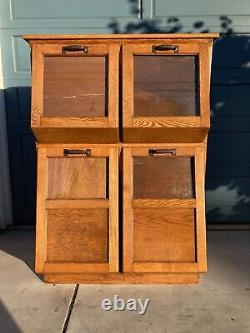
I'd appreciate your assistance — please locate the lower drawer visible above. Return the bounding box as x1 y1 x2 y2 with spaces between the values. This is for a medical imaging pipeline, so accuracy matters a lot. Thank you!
35 144 119 274
123 144 207 274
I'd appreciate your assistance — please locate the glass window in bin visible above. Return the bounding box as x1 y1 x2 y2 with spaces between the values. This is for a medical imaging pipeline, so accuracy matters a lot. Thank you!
133 156 195 199
43 56 107 117
134 56 199 117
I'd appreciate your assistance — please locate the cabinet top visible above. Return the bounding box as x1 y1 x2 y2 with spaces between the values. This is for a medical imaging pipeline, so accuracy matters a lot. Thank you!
23 33 219 42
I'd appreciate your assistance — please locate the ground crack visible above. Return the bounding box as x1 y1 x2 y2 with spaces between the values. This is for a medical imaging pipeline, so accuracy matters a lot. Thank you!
61 284 79 333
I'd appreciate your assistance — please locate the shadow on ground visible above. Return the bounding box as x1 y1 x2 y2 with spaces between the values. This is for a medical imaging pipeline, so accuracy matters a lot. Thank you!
0 300 22 333
0 229 37 276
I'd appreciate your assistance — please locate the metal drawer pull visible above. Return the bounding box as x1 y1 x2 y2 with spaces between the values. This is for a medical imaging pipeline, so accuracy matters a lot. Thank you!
63 149 91 156
149 148 176 156
152 44 179 53
62 45 89 53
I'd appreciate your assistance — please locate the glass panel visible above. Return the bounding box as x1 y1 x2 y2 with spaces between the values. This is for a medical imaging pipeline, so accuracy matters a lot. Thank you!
134 56 199 116
47 157 108 199
134 208 195 262
133 156 195 199
46 208 108 263
43 56 107 117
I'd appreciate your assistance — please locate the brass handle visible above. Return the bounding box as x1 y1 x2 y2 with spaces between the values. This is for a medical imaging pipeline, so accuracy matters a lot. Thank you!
64 149 91 156
62 45 89 53
149 148 176 156
152 44 179 53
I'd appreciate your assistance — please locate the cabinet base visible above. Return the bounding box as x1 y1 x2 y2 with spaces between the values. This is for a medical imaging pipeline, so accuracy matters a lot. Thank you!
44 273 199 284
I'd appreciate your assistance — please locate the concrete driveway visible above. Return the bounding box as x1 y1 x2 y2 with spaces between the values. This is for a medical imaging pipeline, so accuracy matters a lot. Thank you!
0 229 250 333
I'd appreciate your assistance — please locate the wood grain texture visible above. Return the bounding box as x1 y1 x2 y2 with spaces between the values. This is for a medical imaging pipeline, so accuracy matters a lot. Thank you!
35 148 47 273
44 263 109 273
133 208 196 263
122 128 208 143
44 273 200 284
132 117 201 128
23 33 219 40
45 199 109 209
123 148 134 272
122 45 134 127
132 262 200 273
199 43 212 128
36 142 206 149
46 208 108 264
108 44 120 128
108 148 119 272
31 44 43 127
133 199 196 208
195 147 207 272
47 157 107 199
40 117 109 127
32 127 119 143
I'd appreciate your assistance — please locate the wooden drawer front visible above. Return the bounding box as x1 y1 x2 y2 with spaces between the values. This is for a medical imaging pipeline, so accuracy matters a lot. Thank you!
31 43 119 133
123 42 211 128
36 146 119 274
122 42 212 142
123 145 206 273
47 157 107 199
46 208 108 263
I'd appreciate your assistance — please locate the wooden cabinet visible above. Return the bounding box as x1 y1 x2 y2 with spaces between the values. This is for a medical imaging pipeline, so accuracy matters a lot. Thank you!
24 33 218 284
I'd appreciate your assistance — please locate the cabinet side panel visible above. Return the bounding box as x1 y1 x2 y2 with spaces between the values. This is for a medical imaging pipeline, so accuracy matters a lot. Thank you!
35 148 47 272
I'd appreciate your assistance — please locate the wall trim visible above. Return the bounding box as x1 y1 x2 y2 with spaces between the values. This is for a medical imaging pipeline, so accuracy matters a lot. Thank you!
0 44 13 229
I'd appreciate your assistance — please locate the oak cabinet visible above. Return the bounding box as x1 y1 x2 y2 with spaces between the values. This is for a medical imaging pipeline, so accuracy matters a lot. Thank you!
24 34 218 284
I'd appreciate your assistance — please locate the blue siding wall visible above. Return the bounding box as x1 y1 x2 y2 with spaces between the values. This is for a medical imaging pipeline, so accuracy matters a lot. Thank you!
1 0 250 223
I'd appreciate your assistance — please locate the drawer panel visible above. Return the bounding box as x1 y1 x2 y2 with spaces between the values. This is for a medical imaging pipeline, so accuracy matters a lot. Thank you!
134 55 199 117
30 43 120 142
134 208 196 263
44 56 107 118
35 145 119 274
47 156 107 199
46 208 108 263
133 156 195 199
122 42 213 142
123 145 207 273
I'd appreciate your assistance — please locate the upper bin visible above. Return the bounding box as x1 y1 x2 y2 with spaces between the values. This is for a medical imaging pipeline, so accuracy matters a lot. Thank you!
24 33 219 143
